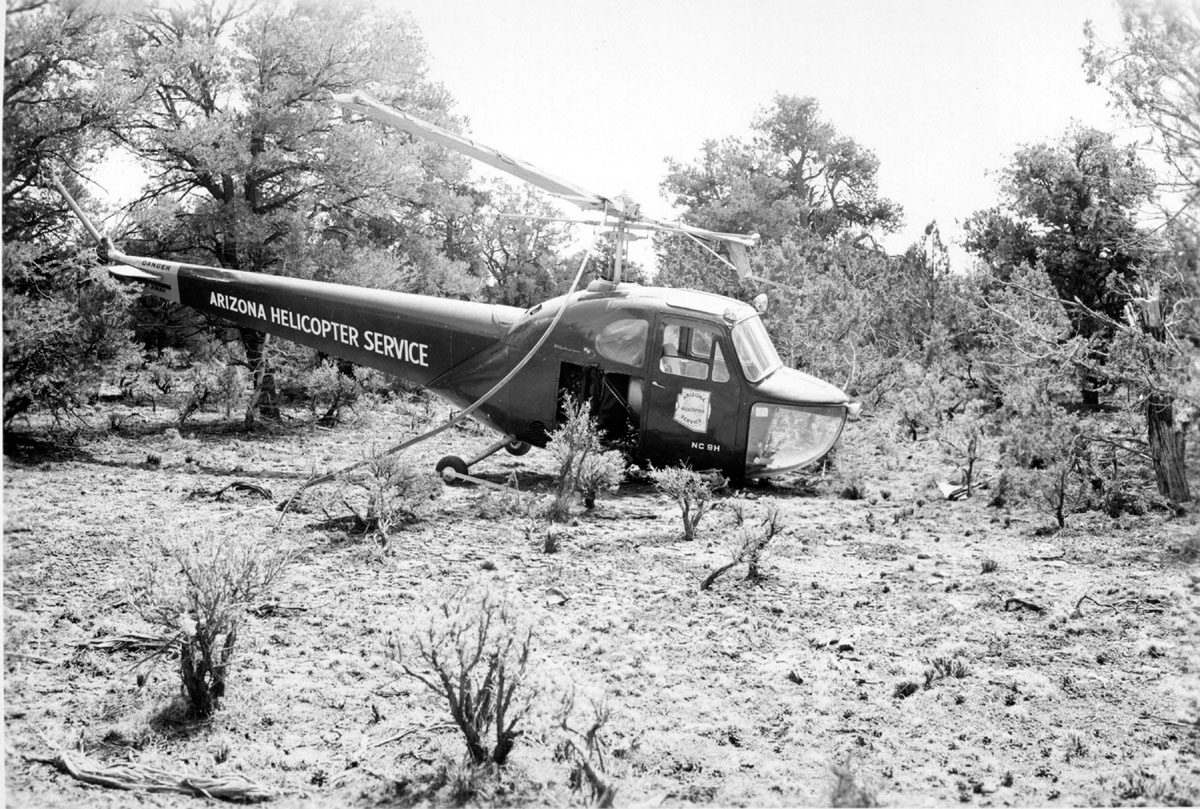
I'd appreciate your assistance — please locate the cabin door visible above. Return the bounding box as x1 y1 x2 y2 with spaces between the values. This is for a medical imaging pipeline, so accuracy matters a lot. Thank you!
641 318 741 472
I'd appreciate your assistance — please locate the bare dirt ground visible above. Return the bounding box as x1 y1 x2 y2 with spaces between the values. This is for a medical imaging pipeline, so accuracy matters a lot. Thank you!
4 394 1199 807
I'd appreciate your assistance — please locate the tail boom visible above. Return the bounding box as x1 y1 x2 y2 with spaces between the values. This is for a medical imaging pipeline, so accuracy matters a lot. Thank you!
106 252 523 386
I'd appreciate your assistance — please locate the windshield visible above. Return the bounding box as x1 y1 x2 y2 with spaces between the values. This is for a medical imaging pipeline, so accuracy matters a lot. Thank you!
731 315 783 383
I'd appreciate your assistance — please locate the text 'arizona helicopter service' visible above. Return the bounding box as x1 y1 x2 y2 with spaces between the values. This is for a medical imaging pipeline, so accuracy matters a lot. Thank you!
64 92 858 483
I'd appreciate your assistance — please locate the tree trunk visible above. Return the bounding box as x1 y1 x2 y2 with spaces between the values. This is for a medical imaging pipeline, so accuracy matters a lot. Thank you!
240 327 279 427
1136 292 1190 503
1147 393 1191 503
1081 370 1102 408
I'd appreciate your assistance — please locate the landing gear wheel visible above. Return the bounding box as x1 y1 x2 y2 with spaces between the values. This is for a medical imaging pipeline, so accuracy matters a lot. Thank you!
504 440 531 456
436 455 469 484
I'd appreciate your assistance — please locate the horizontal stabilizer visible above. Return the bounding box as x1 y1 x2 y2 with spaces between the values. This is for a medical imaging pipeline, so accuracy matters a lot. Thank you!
107 265 160 282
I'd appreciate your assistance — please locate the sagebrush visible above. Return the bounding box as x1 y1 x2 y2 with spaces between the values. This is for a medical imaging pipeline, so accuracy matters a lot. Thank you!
545 395 626 520
134 528 292 719
390 586 537 766
650 465 725 541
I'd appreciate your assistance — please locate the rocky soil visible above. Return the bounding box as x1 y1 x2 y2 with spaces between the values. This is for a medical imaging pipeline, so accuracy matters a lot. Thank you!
4 395 1199 807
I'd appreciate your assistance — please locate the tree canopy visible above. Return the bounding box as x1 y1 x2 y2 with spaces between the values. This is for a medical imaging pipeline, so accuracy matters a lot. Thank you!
105 0 464 275
964 125 1156 340
3 0 124 243
654 94 902 304
1084 0 1200 227
660 94 902 247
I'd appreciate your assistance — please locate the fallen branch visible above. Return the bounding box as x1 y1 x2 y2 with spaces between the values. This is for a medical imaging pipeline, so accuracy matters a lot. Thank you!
187 481 273 502
247 602 309 619
26 751 278 802
699 561 739 591
1004 597 1045 613
937 480 970 501
371 723 458 748
5 652 60 665
1142 714 1199 730
77 633 168 654
1071 594 1118 618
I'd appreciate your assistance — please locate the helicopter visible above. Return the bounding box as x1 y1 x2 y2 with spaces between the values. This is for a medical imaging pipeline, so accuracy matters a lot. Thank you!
59 92 858 484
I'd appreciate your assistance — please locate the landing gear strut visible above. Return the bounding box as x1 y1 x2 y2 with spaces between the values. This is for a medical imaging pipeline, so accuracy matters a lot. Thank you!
436 435 528 484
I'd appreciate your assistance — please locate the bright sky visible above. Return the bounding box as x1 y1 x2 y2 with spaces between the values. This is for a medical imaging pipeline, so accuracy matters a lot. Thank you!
397 0 1133 270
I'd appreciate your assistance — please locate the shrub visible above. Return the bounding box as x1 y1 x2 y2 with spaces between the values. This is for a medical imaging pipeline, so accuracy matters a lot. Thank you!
476 474 534 521
554 690 618 807
936 399 991 496
1037 447 1091 530
829 755 880 807
340 449 442 540
274 350 382 427
923 656 971 688
650 465 726 541
545 396 626 521
3 246 138 431
700 505 784 590
997 400 1093 529
390 586 536 766
134 528 293 719
576 449 628 511
891 361 970 442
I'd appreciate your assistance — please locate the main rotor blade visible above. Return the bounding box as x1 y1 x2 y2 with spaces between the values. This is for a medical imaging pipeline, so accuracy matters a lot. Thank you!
632 215 762 247
333 92 608 213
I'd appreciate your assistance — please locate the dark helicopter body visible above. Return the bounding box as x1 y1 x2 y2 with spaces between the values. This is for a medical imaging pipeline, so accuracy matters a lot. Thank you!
110 256 850 480
65 90 856 483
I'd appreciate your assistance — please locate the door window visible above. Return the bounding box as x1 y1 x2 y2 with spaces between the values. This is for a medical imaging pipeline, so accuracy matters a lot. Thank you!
659 322 731 383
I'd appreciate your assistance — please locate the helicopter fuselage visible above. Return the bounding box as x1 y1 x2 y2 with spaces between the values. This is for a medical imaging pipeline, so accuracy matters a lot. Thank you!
108 256 851 480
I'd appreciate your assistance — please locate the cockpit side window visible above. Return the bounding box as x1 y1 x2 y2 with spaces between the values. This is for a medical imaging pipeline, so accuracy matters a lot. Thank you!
658 322 731 383
594 318 649 367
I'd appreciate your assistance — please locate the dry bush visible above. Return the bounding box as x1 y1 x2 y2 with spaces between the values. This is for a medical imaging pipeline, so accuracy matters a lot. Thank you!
922 656 971 689
475 473 534 520
700 505 784 590
1115 769 1199 805
997 404 1092 530
339 448 442 540
554 690 618 807
650 465 726 541
575 450 627 511
829 755 880 807
890 361 970 442
133 528 293 719
174 345 248 427
275 351 388 427
3 247 140 431
390 586 537 766
936 400 992 496
545 396 627 520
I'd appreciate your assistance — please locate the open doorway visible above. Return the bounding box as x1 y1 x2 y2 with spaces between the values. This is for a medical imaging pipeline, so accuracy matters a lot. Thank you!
556 362 641 452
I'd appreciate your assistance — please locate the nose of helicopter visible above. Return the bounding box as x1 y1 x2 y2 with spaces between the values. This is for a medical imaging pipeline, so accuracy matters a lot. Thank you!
744 368 853 478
